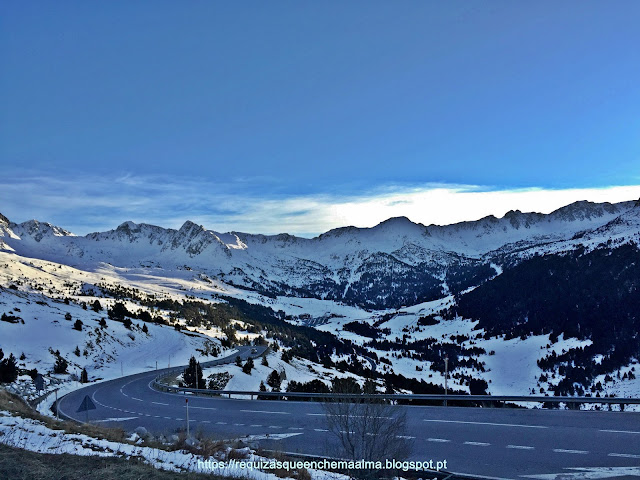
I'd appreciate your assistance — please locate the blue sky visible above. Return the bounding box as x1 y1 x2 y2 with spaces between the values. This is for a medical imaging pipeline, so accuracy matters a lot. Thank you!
1 2 639 235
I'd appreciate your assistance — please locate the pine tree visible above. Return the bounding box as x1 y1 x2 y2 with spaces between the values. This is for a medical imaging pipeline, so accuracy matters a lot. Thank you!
73 319 83 331
80 368 89 383
267 369 281 390
242 357 254 375
183 356 203 389
261 355 269 366
258 381 268 400
53 355 68 374
235 356 242 367
0 353 18 383
91 300 102 312
142 323 149 334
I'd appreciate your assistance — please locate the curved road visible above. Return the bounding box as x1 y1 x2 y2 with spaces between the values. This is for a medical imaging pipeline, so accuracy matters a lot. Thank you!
59 348 640 479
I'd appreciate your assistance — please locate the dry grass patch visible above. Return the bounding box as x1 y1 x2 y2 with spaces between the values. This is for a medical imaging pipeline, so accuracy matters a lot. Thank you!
0 443 227 480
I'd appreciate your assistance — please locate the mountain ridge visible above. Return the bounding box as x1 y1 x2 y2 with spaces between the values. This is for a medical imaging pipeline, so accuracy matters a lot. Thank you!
1 198 638 309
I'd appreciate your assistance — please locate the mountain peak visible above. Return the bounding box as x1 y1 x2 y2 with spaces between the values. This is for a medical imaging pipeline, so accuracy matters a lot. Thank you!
116 221 139 231
375 216 418 228
179 220 205 233
0 212 9 225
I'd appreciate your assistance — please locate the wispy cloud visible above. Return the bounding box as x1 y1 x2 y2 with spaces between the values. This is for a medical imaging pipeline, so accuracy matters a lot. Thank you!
2 174 639 236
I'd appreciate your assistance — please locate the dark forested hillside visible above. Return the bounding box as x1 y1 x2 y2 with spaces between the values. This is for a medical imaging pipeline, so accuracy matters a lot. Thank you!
457 244 640 393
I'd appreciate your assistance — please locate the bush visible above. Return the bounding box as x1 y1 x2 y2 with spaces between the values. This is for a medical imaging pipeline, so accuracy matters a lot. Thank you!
73 319 83 331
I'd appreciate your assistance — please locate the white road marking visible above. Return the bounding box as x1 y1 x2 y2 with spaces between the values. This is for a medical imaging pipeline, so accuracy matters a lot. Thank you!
131 397 143 402
234 423 245 426
314 428 329 432
600 429 640 434
189 406 217 410
396 435 415 439
152 401 169 406
288 427 304 430
307 413 389 419
507 445 535 450
522 466 640 479
238 433 303 441
608 453 640 459
464 441 491 446
427 438 451 443
94 416 139 422
553 449 588 454
216 421 227 425
163 416 172 420
250 424 263 427
241 409 290 415
269 425 280 429
424 419 547 429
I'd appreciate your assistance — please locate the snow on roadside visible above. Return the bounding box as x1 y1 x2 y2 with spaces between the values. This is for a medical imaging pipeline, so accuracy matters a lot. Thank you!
0 410 346 480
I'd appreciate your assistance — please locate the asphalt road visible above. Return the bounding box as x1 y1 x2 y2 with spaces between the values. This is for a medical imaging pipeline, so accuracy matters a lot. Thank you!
58 348 640 480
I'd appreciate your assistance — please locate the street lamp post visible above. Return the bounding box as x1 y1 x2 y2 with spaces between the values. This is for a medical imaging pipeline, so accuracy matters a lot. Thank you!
444 354 449 407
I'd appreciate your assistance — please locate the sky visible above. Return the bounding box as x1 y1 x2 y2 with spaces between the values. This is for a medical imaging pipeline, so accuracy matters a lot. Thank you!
1 2 639 236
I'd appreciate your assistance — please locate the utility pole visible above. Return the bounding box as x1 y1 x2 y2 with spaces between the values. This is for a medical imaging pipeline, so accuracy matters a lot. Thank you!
186 398 189 437
444 354 449 407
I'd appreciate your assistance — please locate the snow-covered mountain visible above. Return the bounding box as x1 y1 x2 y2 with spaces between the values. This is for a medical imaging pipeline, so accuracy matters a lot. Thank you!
2 198 640 402
1 199 638 309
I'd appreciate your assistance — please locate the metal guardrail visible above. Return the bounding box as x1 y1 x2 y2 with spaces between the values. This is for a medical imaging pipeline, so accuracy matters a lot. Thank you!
151 377 640 405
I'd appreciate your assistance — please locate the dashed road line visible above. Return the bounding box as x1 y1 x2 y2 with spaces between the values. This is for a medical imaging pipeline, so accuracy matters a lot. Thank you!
464 441 491 446
241 410 290 415
608 453 640 459
553 449 588 454
427 438 451 443
600 429 640 434
507 445 534 450
314 428 329 432
152 401 169 406
424 419 547 429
